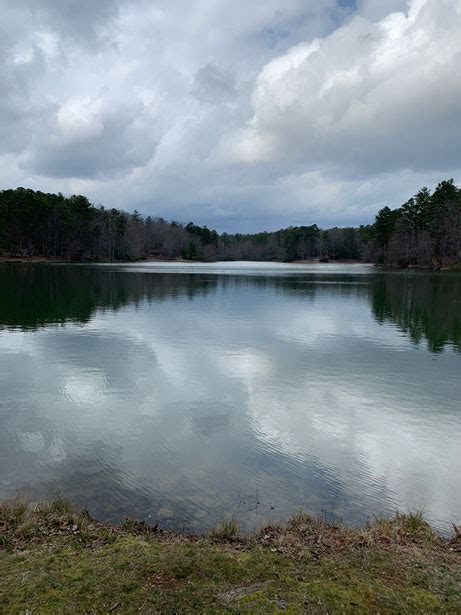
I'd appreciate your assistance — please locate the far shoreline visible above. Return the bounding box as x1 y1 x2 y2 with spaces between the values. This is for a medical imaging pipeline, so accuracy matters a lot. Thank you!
0 255 370 266
2 255 460 271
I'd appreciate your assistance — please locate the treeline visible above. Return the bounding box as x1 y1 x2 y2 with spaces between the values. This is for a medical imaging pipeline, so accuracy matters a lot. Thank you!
0 180 460 266
369 179 461 268
0 188 190 262
0 187 368 262
208 225 370 262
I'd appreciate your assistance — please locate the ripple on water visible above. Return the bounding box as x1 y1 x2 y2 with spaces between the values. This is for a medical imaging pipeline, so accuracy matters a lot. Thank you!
0 263 460 534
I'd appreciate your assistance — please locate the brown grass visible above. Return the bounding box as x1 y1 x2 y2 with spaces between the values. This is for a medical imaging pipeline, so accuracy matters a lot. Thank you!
1 498 460 613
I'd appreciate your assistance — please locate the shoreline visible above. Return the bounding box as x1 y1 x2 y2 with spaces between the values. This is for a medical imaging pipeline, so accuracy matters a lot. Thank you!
0 255 370 266
1 498 460 612
0 255 365 264
1 255 460 271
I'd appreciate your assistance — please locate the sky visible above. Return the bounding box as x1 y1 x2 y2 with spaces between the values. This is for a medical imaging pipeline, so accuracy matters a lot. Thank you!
1 0 460 232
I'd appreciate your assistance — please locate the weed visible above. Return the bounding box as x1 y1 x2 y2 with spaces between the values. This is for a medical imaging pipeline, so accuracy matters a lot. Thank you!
209 516 241 542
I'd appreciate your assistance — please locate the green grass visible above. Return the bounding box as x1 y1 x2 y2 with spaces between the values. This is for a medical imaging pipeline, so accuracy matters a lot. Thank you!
209 516 241 542
1 499 460 613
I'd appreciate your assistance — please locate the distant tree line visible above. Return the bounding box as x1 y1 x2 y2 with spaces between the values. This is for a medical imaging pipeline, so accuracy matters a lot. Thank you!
0 180 459 267
369 179 461 269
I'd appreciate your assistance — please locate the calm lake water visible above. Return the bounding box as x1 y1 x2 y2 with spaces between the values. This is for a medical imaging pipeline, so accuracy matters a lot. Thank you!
1 262 460 533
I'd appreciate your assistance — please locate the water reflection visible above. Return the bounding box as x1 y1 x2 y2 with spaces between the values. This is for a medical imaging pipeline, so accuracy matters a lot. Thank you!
0 264 219 329
1 263 460 354
0 263 460 533
371 271 461 353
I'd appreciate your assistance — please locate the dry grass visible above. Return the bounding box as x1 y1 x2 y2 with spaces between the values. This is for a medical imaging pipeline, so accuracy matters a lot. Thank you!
252 509 448 562
209 516 241 542
1 499 460 613
0 497 119 552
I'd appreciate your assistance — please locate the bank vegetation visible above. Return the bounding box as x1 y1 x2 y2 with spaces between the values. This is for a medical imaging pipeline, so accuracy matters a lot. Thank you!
1 498 460 612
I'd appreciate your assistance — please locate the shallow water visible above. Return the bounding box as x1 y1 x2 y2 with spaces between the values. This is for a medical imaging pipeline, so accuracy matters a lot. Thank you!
0 262 460 533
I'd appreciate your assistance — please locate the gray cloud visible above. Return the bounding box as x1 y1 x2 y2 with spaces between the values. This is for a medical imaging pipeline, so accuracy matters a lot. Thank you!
0 0 460 230
25 96 157 179
357 0 408 20
13 0 123 48
192 64 238 104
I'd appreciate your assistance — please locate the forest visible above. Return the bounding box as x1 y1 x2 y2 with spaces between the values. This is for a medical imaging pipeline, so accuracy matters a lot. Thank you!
0 179 460 267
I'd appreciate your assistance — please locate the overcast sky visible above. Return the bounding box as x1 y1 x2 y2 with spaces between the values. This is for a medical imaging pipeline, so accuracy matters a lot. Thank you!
1 0 460 231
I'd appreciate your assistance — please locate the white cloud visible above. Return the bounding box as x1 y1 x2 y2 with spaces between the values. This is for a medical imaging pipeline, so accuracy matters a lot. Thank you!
228 0 461 178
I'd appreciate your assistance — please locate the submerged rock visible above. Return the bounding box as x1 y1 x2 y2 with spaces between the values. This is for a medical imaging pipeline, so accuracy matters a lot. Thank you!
157 508 174 519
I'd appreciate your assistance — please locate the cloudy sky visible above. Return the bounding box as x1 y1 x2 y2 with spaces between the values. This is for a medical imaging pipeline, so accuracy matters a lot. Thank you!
1 0 460 231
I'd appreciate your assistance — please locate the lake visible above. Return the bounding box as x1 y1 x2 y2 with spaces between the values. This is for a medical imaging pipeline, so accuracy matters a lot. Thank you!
0 262 460 533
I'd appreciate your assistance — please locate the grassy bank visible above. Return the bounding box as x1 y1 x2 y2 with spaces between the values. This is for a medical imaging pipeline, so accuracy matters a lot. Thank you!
1 499 460 613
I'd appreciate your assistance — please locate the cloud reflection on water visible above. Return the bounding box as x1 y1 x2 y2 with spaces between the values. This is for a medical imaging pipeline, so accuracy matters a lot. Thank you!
0 263 460 533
